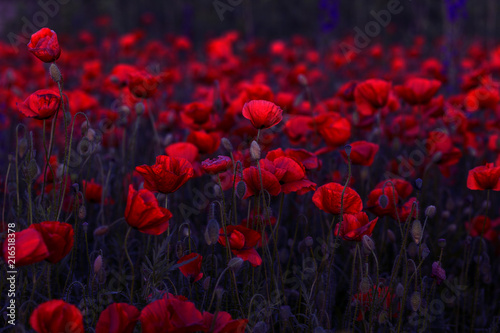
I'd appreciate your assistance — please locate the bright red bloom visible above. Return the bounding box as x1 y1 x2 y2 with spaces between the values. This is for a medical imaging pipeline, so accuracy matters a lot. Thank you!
28 221 73 263
124 185 172 235
315 115 352 148
182 102 213 126
354 79 391 116
30 300 84 333
242 100 283 129
96 303 140 333
3 229 49 267
18 89 61 120
135 155 194 194
464 86 500 112
202 156 233 175
218 225 262 267
367 186 399 217
335 212 378 242
242 167 281 199
128 70 159 98
467 163 500 191
187 130 221 154
140 294 204 333
177 253 203 282
341 141 379 166
83 179 104 204
312 182 363 215
260 157 316 194
202 311 248 333
27 28 61 63
165 142 199 164
394 78 441 105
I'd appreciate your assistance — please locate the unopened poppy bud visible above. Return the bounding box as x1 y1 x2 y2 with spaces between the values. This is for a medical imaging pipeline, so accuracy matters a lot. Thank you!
162 134 173 147
359 277 371 293
414 178 423 190
205 219 220 245
250 140 261 160
93 226 109 237
175 242 184 259
378 194 389 209
297 74 308 86
236 181 247 199
411 220 423 244
64 112 72 124
425 205 436 218
72 183 79 192
362 235 375 253
298 240 307 254
135 102 145 115
304 236 313 247
202 277 211 290
344 144 352 158
82 221 88 233
110 75 120 85
27 159 39 180
118 105 130 115
221 138 233 152
280 306 292 322
410 292 421 312
86 128 96 142
213 184 222 198
18 138 28 158
93 255 103 274
78 205 87 219
228 257 244 271
386 229 396 243
49 63 62 83
395 283 404 297
378 311 388 324
419 243 430 259
438 238 446 248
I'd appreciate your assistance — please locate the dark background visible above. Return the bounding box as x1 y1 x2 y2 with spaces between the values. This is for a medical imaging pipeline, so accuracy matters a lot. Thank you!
0 0 496 47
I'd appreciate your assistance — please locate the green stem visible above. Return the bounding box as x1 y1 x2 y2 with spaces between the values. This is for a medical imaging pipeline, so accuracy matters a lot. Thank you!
124 227 135 302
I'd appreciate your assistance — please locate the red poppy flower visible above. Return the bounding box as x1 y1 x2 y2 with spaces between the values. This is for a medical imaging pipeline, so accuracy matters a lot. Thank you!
82 179 105 204
181 102 213 126
135 155 194 194
316 115 352 148
312 182 363 215
464 86 500 112
284 115 313 145
394 78 442 105
341 141 379 166
242 100 283 130
140 294 204 333
202 311 248 333
96 303 140 333
335 212 378 242
354 79 391 116
260 157 316 194
165 142 199 164
466 216 499 242
242 166 281 199
124 185 172 235
3 229 49 267
28 221 73 263
27 28 61 63
266 148 321 170
467 163 500 191
218 225 262 267
128 70 159 99
177 252 203 282
367 186 399 217
202 156 233 175
374 179 413 200
393 197 418 222
17 89 61 120
30 300 84 333
187 130 221 154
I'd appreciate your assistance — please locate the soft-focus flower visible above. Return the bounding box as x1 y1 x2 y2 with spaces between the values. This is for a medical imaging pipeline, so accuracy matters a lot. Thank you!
3 229 49 267
202 156 233 175
242 100 283 129
30 300 84 333
177 252 203 282
128 70 159 98
335 212 378 242
242 166 281 199
96 303 140 333
27 28 61 63
394 77 441 105
340 141 379 166
17 89 61 120
202 311 248 333
354 79 391 116
124 185 172 235
467 163 500 191
135 155 194 194
312 182 363 215
218 225 262 267
29 221 73 263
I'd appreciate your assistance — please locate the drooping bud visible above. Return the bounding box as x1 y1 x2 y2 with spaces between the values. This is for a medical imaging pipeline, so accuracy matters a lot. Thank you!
378 194 389 209
49 63 62 83
213 184 222 198
250 140 261 161
18 138 28 158
78 205 87 219
236 181 247 199
175 242 184 259
93 255 103 274
82 221 89 233
362 235 375 253
419 243 430 259
228 257 244 271
411 219 423 244
202 277 211 291
221 138 233 152
344 144 352 158
93 226 109 237
359 277 371 293
386 229 396 243
425 205 436 218
205 219 220 245
253 321 269 333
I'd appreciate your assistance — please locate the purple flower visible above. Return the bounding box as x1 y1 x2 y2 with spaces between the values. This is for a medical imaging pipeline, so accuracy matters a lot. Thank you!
431 261 446 285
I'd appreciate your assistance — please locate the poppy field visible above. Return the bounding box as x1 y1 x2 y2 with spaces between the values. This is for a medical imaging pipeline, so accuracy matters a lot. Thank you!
1 4 500 333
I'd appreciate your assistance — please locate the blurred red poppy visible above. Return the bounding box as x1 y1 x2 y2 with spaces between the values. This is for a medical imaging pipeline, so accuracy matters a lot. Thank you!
367 186 399 217
202 156 233 175
242 166 281 199
394 78 441 105
202 311 248 333
165 142 199 164
341 141 379 166
354 79 391 116
27 28 61 63
3 229 49 267
177 252 203 282
467 163 500 191
374 179 413 200
128 70 159 98
335 212 378 242
187 130 221 154
124 185 172 235
96 303 140 333
30 300 84 333
218 225 262 267
312 182 363 215
140 294 204 333
18 89 61 120
242 100 283 129
29 221 73 263
135 155 194 194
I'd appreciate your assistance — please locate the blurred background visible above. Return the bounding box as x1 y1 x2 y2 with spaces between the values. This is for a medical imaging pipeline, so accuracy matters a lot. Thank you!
0 0 497 46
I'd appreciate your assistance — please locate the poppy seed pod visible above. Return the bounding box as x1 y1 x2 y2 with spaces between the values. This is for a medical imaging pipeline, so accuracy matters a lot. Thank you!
49 63 62 83
250 140 261 161
425 205 436 218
